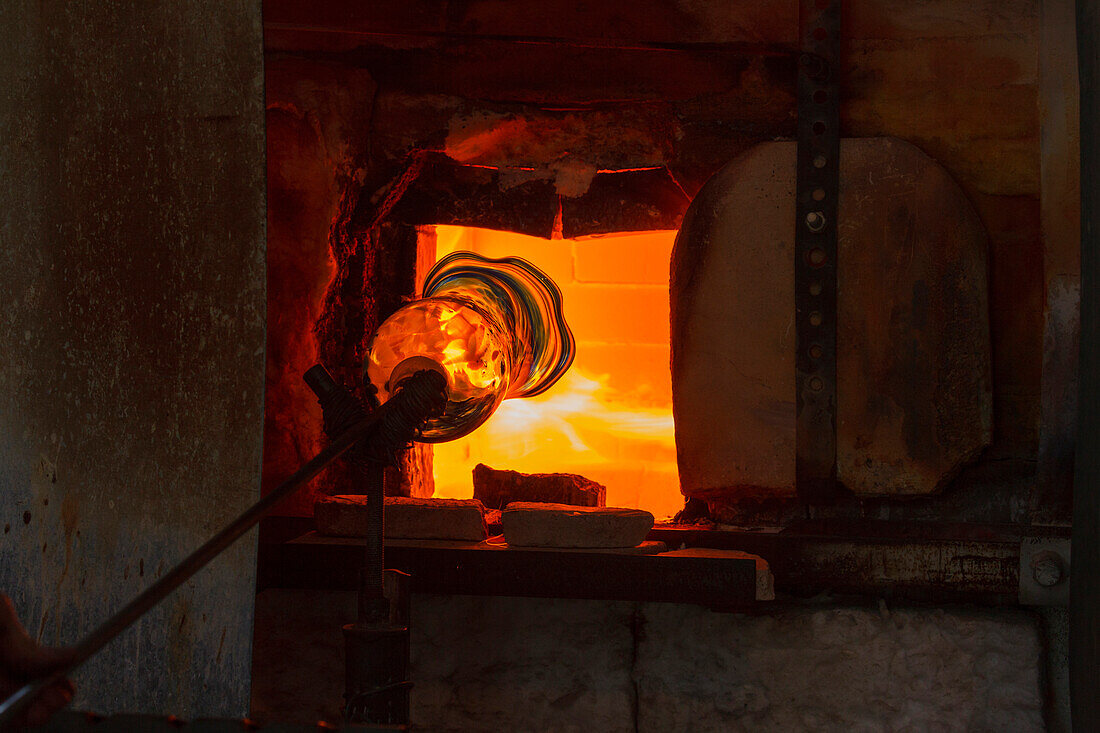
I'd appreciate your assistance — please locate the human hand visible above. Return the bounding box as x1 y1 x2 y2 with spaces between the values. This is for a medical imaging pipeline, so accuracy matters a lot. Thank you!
0 595 75 727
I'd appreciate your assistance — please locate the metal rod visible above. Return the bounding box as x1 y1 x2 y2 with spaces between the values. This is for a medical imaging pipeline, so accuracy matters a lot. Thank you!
361 460 387 618
794 0 841 505
0 410 386 728
1073 0 1100 727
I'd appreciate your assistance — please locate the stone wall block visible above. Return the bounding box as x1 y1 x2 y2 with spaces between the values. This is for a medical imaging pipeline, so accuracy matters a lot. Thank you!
635 603 1044 732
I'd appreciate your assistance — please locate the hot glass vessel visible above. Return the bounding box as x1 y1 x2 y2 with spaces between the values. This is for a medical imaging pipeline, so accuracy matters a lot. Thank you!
365 251 574 441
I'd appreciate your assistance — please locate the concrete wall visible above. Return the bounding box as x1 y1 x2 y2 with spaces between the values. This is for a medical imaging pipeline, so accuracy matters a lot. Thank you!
0 1 266 716
253 590 1047 731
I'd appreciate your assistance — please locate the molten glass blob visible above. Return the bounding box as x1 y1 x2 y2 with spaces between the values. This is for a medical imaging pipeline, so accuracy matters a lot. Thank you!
365 251 575 441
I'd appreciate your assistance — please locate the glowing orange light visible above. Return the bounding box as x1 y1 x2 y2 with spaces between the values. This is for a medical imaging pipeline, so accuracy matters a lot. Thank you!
427 226 682 519
367 298 507 400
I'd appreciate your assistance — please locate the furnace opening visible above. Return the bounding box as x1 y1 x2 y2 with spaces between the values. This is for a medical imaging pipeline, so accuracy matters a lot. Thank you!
423 225 681 518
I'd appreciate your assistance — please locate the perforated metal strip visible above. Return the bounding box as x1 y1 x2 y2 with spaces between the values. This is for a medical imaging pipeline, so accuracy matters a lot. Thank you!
795 0 841 504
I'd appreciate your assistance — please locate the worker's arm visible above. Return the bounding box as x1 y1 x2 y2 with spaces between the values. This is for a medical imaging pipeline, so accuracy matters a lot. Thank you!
0 595 75 727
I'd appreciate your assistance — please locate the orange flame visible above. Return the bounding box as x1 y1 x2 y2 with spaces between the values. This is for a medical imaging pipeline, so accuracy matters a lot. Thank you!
428 226 682 519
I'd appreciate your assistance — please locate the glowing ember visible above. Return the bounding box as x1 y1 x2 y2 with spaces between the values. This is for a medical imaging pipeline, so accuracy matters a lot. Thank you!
429 226 682 519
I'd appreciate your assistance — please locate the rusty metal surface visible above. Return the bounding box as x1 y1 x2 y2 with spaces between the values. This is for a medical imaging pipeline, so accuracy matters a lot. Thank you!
260 534 759 608
264 523 1019 604
1034 275 1079 525
256 515 1052 604
648 522 1056 604
794 0 841 505
0 0 265 717
1035 0 1080 526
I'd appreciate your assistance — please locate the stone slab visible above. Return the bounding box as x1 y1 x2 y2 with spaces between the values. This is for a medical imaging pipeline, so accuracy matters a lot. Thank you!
658 548 775 601
287 533 663 556
501 502 654 548
314 495 487 541
671 137 992 500
496 539 668 555
472 463 606 509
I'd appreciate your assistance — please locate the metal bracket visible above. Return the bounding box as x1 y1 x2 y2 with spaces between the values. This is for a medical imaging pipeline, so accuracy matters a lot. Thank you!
1019 537 1071 606
795 0 842 504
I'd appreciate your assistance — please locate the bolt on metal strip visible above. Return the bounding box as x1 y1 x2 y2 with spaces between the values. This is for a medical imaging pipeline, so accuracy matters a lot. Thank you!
795 0 841 504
